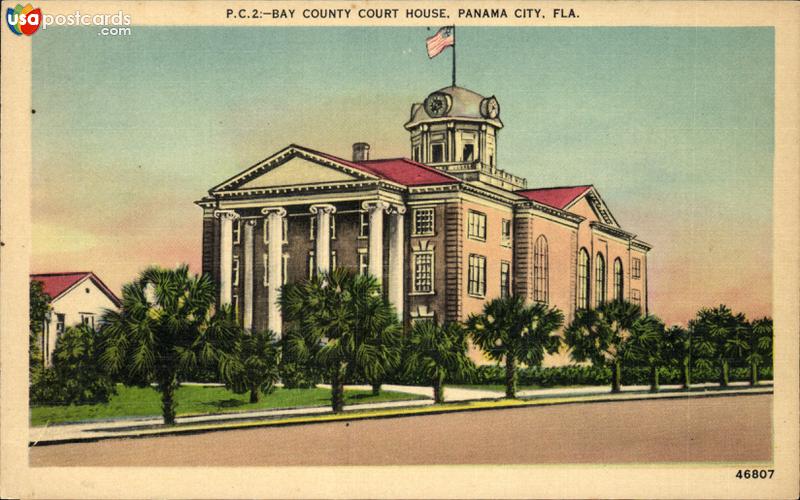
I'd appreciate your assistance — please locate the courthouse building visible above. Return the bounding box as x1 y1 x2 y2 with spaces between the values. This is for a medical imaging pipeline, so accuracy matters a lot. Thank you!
197 86 651 363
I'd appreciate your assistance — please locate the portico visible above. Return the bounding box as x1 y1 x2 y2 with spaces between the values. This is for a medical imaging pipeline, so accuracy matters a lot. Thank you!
207 171 412 336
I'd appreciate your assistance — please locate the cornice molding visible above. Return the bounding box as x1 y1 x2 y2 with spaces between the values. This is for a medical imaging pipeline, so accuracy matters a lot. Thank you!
590 221 636 241
514 200 584 225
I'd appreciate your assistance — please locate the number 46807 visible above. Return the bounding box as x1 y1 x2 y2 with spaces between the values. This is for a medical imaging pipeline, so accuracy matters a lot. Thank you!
736 469 774 479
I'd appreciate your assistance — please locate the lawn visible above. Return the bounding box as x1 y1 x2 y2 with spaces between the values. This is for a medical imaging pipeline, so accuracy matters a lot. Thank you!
30 384 426 426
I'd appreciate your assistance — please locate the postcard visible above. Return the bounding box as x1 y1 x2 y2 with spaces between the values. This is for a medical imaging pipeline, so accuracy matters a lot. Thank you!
1 1 798 498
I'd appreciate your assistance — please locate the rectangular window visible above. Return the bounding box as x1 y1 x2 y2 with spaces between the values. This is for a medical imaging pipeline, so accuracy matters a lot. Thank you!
463 144 474 162
467 210 487 241
468 254 487 297
632 257 641 279
80 313 95 330
412 251 434 293
359 212 369 238
413 208 435 236
358 250 369 275
431 143 444 163
500 261 511 299
413 146 421 162
501 219 512 245
263 218 288 244
232 256 240 286
233 220 241 244
55 313 65 336
631 289 641 306
232 295 239 315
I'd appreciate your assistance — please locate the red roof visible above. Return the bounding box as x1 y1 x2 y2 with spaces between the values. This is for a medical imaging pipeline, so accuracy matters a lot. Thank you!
300 146 460 187
30 272 121 307
357 158 461 187
516 185 592 209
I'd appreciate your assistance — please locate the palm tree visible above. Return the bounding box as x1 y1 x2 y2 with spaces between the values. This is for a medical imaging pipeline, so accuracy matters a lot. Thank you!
692 305 748 387
564 300 641 393
349 288 403 396
625 315 666 392
663 324 692 389
224 330 281 403
746 317 772 385
403 321 473 403
281 268 401 413
100 265 240 424
467 296 563 399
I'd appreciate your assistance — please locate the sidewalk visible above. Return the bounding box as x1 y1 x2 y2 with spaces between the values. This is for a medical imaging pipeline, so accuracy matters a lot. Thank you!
29 381 772 445
318 383 504 401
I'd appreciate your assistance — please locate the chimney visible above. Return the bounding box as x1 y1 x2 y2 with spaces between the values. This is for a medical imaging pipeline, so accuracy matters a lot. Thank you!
352 142 370 162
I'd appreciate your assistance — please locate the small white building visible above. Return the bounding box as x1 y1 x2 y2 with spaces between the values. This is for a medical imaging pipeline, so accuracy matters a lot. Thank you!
30 272 121 366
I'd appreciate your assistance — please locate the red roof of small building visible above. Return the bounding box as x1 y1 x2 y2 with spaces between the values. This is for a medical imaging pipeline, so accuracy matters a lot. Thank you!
300 146 460 187
516 185 593 209
30 272 121 307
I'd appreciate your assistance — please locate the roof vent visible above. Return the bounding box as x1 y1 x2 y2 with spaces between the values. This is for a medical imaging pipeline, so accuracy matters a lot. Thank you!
352 142 370 162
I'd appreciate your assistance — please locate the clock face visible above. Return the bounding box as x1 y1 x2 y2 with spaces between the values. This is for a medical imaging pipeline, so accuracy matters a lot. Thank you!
480 96 500 119
424 92 452 118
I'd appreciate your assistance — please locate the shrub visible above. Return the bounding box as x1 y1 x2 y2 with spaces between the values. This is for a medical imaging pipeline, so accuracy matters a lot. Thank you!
455 362 772 388
30 366 63 405
31 324 116 405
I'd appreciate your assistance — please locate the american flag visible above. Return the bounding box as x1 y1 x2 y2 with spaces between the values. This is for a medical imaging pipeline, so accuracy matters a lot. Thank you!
426 26 455 59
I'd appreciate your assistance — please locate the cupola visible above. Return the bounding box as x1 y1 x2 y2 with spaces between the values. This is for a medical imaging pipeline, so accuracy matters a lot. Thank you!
405 86 525 190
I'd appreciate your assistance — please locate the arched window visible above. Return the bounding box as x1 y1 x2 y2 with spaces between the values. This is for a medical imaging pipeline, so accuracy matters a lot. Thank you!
614 258 624 301
533 235 549 304
577 248 590 310
595 253 606 306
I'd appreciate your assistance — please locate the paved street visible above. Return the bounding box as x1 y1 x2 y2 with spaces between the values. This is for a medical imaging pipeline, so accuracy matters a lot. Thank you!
30 393 772 466
29 381 766 444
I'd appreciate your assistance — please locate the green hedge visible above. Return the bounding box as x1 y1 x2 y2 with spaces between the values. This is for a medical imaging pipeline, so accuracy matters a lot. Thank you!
460 364 772 387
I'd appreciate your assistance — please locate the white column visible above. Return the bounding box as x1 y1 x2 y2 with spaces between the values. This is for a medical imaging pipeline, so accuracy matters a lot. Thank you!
388 205 406 319
214 210 239 305
363 200 390 285
261 207 287 337
310 204 336 276
242 219 256 331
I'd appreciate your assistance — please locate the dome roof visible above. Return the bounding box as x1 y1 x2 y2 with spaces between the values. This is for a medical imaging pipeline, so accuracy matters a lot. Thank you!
404 86 503 129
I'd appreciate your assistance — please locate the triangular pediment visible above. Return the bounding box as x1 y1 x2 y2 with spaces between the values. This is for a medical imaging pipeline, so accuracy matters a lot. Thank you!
211 145 378 193
564 187 620 227
240 156 360 189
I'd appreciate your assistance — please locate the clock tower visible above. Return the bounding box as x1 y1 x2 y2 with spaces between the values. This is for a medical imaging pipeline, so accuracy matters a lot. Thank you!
404 86 526 191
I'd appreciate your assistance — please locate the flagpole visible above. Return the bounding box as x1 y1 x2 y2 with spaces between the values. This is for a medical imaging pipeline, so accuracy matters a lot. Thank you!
451 25 456 87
